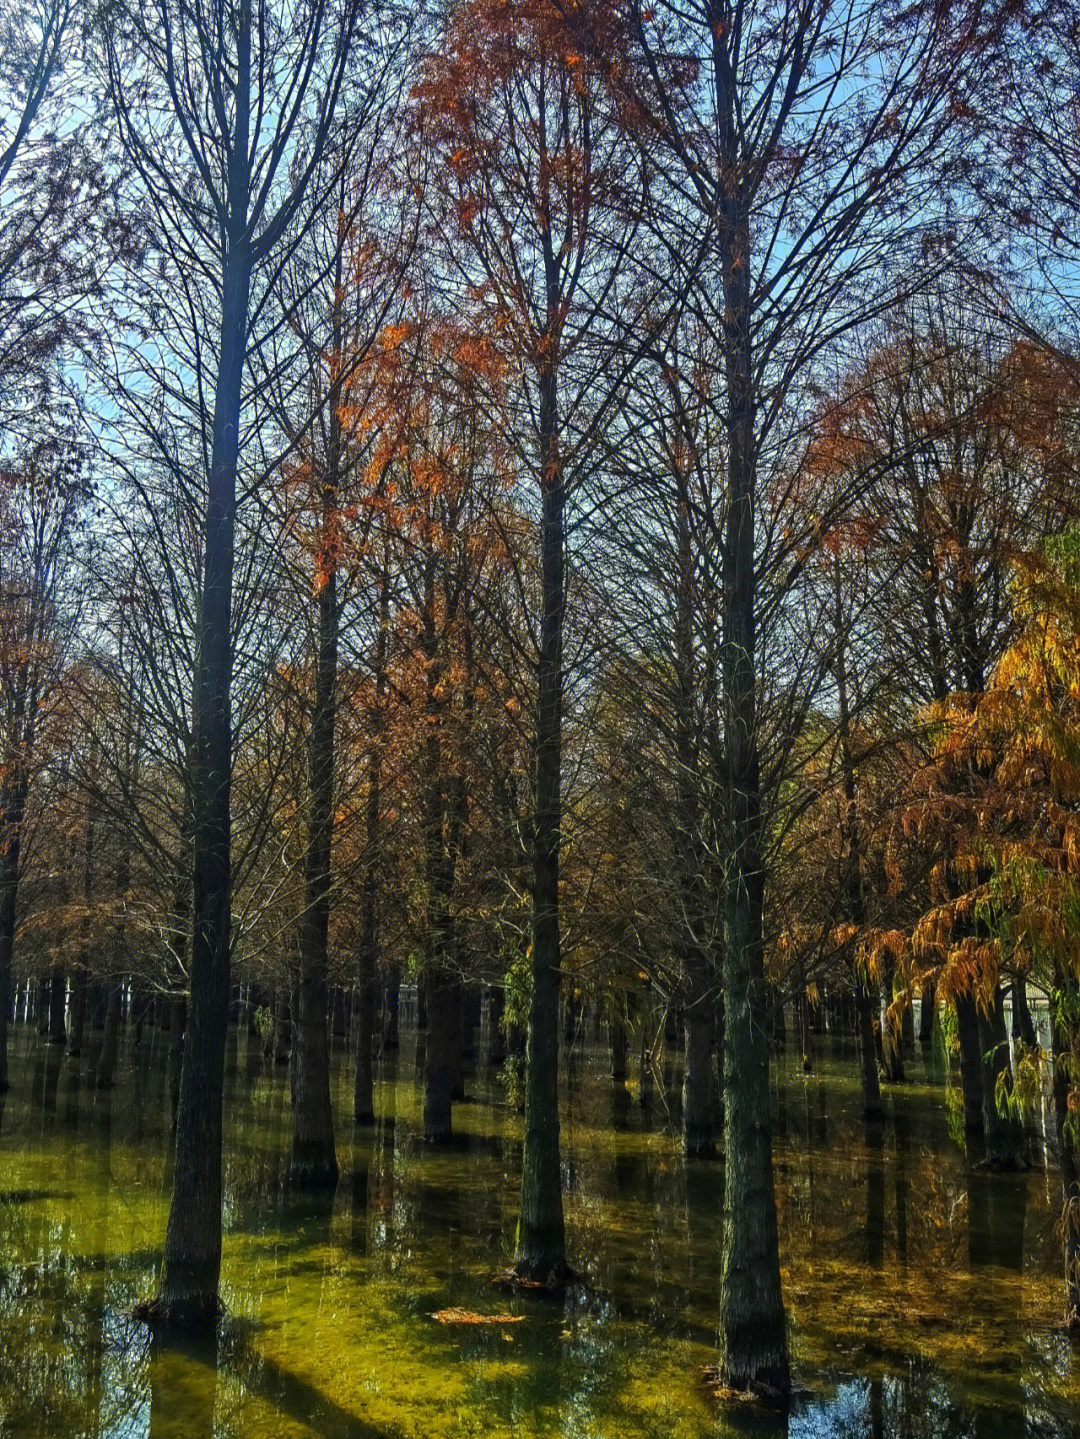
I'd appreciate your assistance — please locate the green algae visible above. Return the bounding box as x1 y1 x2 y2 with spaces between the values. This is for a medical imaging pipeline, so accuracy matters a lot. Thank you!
0 1031 1078 1438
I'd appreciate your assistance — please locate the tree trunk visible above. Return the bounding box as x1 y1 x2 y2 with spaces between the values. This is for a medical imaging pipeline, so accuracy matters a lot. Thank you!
382 973 399 1050
48 966 66 1045
956 991 985 1143
423 970 455 1143
715 172 788 1398
856 978 883 1122
919 980 936 1045
609 1006 628 1081
353 972 375 1125
290 270 346 1193
513 355 566 1283
354 573 388 1125
1012 978 1036 1049
94 983 121 1089
683 994 718 1158
0 779 27 1093
978 987 1023 1170
152 208 252 1327
68 971 87 1059
878 961 905 1084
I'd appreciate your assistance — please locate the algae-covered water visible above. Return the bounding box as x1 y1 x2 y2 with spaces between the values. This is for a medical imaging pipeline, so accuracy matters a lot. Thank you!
1 1023 1078 1438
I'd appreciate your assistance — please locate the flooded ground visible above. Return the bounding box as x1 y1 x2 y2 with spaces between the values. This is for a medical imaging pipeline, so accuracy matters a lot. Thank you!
0 1021 1077 1438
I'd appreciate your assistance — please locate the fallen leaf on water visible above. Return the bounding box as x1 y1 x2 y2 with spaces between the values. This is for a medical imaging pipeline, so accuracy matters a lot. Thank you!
431 1308 524 1325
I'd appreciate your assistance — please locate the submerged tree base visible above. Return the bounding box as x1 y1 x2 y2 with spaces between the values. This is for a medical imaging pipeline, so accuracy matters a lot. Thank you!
702 1363 790 1410
492 1259 580 1294
133 1291 222 1335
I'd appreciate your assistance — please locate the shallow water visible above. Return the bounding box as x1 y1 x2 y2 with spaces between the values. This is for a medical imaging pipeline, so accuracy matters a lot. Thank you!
0 1022 1077 1438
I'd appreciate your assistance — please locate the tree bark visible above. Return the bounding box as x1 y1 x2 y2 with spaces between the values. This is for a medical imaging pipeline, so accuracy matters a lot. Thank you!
978 986 1023 1170
956 990 985 1143
919 980 936 1046
1012 978 1036 1049
514 354 566 1283
856 978 883 1122
290 267 347 1192
94 983 121 1089
715 160 788 1397
0 777 28 1093
47 966 66 1045
152 178 252 1327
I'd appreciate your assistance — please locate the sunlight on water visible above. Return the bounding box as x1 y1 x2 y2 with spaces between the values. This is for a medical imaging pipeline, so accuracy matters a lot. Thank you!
1 1024 1078 1438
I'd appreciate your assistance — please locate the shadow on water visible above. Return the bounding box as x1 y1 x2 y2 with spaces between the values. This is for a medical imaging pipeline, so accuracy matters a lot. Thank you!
1 1024 1079 1437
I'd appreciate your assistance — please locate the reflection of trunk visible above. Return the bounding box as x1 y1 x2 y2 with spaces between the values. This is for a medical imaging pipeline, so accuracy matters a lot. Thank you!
291 277 346 1192
514 350 566 1282
147 1334 219 1439
155 201 253 1323
1050 1003 1080 1323
716 179 787 1395
978 987 1022 1169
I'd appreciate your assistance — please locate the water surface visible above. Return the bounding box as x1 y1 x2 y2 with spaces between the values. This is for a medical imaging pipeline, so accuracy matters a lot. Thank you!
1 1024 1076 1438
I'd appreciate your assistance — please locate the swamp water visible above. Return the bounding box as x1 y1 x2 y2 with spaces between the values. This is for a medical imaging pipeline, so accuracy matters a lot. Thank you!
1 1024 1078 1438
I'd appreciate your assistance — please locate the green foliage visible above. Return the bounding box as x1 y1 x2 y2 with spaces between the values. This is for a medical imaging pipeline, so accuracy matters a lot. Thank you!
498 1053 525 1107
501 945 532 1035
995 1042 1044 1122
253 1005 274 1042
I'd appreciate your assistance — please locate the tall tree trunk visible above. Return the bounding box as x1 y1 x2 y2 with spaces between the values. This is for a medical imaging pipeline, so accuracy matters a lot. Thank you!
833 554 881 1123
514 354 566 1283
419 558 459 1146
291 307 345 1190
152 182 252 1326
716 177 788 1398
354 565 389 1125
673 457 717 1158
